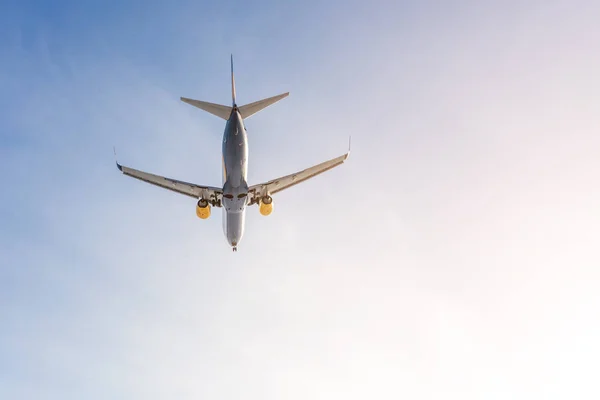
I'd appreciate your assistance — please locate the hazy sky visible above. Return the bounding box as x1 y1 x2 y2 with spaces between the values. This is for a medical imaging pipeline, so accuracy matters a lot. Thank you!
1 1 600 399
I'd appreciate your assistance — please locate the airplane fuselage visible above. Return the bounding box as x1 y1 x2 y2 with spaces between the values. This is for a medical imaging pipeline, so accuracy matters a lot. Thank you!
221 106 249 250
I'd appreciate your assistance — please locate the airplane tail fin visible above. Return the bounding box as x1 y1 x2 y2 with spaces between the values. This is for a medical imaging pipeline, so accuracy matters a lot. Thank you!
181 55 288 120
238 92 289 119
180 98 232 120
231 54 237 106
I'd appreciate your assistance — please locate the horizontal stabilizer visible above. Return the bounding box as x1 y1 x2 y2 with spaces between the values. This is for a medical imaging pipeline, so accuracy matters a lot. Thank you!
239 92 289 119
181 97 232 120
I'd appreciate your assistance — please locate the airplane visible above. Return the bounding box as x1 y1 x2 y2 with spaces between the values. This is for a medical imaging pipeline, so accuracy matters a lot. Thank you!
116 56 349 251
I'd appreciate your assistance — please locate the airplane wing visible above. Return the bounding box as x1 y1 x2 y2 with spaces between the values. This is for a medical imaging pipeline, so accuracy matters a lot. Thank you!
116 162 223 206
248 148 349 204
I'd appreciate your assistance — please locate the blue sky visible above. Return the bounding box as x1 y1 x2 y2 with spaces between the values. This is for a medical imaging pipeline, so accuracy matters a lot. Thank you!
2 1 600 399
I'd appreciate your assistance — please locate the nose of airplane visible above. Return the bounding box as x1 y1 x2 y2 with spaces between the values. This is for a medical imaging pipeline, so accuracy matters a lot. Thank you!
224 209 245 251
227 229 243 249
230 241 238 251
228 234 241 245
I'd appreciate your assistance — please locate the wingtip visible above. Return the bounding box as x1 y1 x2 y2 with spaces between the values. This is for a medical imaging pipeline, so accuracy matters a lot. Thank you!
113 146 123 171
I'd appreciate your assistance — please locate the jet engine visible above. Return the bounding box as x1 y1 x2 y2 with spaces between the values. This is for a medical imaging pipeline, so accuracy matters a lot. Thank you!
196 199 211 219
259 195 273 216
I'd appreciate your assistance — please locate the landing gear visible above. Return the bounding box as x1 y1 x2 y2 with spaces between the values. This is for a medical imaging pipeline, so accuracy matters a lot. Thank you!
232 246 237 252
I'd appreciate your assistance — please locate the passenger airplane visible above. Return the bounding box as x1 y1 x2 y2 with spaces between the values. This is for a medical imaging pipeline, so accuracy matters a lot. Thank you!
116 56 349 251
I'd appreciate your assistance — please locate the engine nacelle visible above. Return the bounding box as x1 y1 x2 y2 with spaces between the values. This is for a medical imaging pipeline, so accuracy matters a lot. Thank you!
259 195 273 216
196 199 211 219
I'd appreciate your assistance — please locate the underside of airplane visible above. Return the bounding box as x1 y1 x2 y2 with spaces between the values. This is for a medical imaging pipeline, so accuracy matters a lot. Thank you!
117 56 349 251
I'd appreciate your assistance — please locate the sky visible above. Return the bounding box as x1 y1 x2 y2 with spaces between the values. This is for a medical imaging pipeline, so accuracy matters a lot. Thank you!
1 0 600 399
